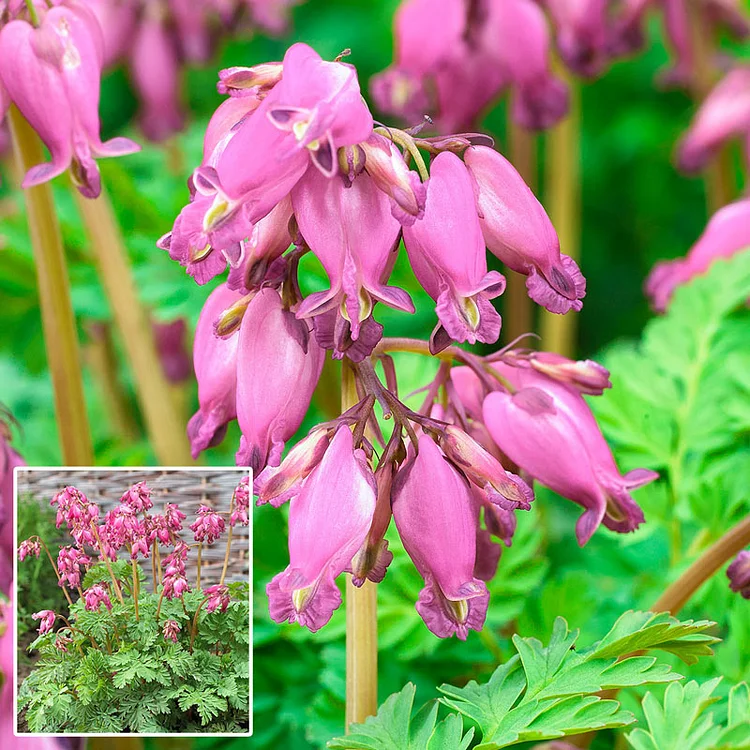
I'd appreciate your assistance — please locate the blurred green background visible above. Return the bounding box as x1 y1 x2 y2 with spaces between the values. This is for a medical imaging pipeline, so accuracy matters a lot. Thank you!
1 1 749 747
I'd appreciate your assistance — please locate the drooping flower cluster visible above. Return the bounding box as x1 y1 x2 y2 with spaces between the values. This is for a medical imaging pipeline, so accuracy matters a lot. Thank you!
162 541 190 600
86 0 303 142
18 538 41 561
204 583 230 613
162 618 181 643
646 200 750 313
0 0 141 197
83 583 112 612
57 546 92 589
256 346 656 638
372 0 568 132
120 480 153 513
161 42 661 640
372 0 750 133
190 504 225 544
32 609 56 636
51 486 99 547
230 476 250 527
171 43 585 465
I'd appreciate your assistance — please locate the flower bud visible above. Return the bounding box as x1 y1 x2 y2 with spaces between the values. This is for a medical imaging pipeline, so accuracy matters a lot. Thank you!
349 462 395 586
440 425 534 510
502 351 611 395
217 63 284 96
727 550 750 599
254 427 331 507
361 133 426 225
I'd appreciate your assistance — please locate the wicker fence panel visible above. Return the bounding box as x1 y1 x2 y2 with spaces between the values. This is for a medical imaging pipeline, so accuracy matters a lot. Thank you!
16 469 250 586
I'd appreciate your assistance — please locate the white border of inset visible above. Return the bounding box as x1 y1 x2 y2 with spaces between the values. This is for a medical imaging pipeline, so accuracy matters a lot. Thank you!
13 465 253 739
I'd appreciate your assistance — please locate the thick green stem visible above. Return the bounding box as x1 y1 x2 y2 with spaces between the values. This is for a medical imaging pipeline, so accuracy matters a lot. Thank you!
344 360 378 729
8 107 94 466
74 188 193 465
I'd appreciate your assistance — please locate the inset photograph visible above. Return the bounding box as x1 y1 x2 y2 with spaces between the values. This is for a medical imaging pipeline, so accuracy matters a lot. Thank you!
14 468 251 736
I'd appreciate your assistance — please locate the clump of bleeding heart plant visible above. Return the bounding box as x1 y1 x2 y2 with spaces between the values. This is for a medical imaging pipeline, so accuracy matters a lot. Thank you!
16 478 250 734
165 41 658 640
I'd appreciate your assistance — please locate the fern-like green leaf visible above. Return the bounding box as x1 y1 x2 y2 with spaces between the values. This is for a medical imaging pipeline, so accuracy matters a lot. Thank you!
626 679 750 750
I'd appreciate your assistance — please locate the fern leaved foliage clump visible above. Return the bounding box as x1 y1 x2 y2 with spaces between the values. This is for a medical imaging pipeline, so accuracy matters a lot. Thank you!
16 477 251 734
329 611 750 750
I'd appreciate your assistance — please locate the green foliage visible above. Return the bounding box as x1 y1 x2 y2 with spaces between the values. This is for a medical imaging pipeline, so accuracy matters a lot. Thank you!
592 251 750 536
18 563 250 734
329 613 717 750
626 680 750 750
328 684 474 750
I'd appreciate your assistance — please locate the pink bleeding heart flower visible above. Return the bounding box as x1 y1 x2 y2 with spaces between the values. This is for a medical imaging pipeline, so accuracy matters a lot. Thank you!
607 0 651 56
226 196 292 294
254 427 331 507
235 288 324 472
32 609 57 636
83 583 112 612
360 133 426 226
403 151 505 352
392 433 489 640
500 350 611 396
677 67 750 173
439 424 534 511
544 0 610 78
264 42 374 177
481 0 569 130
727 550 750 599
120 481 153 513
267 426 377 632
292 165 414 359
190 505 225 545
162 619 181 643
482 363 657 545
645 200 750 313
164 502 186 533
187 284 243 458
18 538 41 562
204 583 231 613
370 0 467 124
465 145 585 314
0 0 140 197
129 9 185 142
